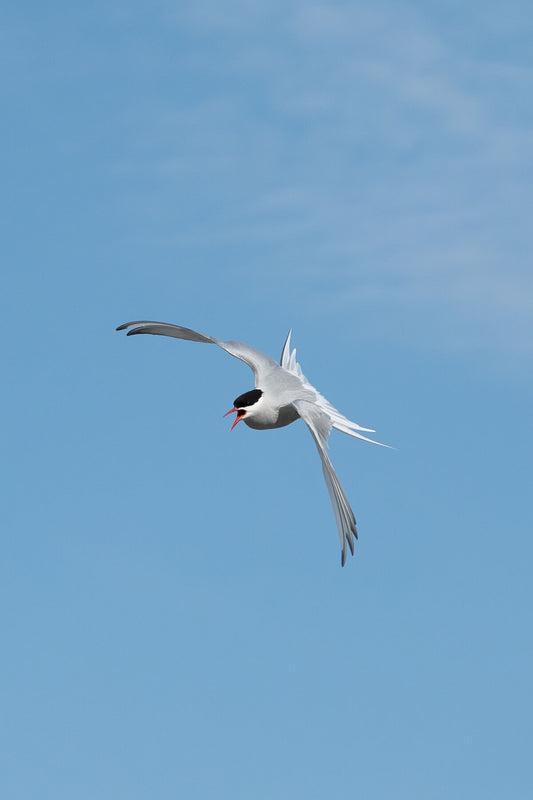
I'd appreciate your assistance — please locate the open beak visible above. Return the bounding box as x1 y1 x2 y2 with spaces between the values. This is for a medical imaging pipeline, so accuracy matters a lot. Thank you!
223 407 244 431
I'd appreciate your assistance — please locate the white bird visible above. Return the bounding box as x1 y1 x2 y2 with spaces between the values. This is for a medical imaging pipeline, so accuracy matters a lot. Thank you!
116 320 388 566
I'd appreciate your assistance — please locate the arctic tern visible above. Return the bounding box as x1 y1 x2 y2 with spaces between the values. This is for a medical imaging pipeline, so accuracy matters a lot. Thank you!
116 320 387 566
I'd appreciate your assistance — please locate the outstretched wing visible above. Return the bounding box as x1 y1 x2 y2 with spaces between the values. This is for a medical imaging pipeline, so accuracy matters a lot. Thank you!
116 320 279 383
292 399 358 567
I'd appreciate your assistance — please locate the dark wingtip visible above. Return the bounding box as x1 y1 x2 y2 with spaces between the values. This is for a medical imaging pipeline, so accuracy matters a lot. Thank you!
116 322 145 335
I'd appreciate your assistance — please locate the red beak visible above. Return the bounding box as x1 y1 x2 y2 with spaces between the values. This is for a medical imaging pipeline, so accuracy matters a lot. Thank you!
223 407 244 431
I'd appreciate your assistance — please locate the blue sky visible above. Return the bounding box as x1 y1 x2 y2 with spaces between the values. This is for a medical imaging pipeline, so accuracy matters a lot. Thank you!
2 1 532 798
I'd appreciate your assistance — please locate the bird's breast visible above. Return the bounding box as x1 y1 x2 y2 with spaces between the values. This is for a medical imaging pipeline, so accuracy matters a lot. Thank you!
244 403 299 430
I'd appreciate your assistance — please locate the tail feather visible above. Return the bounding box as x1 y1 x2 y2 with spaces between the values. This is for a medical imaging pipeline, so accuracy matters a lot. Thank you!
280 329 392 449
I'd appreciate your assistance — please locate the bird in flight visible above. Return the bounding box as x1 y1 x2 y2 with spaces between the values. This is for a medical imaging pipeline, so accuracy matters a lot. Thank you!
116 321 387 566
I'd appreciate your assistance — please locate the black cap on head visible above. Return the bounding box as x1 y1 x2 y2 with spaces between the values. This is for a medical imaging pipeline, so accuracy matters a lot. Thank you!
234 389 263 408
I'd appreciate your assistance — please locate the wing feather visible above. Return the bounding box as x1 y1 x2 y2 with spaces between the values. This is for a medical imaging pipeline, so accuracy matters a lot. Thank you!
116 320 278 383
280 329 292 368
293 399 358 567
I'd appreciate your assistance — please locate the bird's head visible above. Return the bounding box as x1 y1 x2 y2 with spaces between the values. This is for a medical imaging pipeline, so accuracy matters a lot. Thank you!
224 389 263 430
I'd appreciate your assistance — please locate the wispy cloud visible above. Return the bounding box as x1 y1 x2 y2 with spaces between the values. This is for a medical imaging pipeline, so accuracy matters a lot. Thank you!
123 0 533 355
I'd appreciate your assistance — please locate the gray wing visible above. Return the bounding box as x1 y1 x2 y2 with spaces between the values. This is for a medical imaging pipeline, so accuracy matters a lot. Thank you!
116 321 279 383
293 399 358 567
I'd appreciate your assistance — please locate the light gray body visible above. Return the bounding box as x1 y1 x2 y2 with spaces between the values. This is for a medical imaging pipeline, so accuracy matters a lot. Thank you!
244 402 300 430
